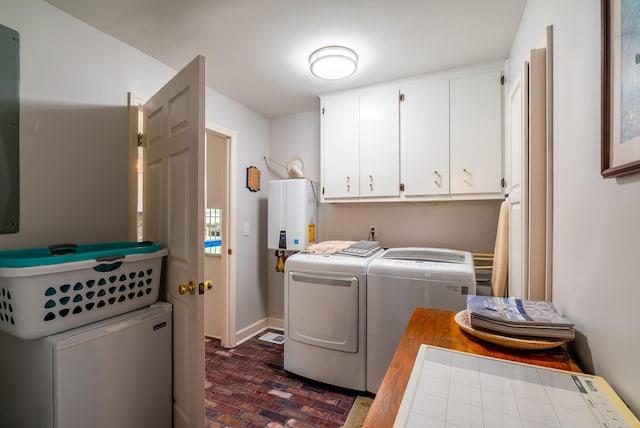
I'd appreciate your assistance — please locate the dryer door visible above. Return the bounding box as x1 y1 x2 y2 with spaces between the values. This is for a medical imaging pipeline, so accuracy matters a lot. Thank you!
287 272 359 353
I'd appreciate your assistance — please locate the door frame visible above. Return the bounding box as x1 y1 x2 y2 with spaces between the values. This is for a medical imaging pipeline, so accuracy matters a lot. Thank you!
127 97 237 349
505 27 554 301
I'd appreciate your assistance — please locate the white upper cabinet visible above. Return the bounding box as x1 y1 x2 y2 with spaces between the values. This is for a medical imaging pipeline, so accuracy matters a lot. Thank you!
321 62 504 203
321 92 360 199
401 75 450 197
359 84 400 198
450 71 503 194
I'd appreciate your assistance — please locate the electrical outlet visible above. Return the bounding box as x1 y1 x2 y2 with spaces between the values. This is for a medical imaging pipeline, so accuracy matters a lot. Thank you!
368 225 377 241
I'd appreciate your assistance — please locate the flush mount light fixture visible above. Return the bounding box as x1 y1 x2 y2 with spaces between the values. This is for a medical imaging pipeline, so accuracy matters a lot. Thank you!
309 45 358 80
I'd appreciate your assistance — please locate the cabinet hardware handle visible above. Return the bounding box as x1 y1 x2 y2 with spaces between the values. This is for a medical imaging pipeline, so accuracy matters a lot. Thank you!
434 171 442 188
463 169 472 185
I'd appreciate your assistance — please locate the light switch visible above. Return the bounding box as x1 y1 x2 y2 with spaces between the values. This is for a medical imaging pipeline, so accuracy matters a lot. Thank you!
243 222 250 236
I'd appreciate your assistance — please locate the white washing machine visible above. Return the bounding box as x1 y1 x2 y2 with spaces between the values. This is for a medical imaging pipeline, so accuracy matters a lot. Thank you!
284 249 382 391
366 247 476 393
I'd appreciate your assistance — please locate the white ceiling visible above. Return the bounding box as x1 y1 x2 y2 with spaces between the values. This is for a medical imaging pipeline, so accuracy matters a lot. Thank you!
45 0 526 118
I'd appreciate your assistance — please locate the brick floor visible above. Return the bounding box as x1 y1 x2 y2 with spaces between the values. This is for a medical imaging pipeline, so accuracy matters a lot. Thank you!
205 331 358 427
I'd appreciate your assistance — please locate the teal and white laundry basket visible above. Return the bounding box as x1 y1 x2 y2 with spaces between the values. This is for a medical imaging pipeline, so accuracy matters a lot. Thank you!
0 241 168 339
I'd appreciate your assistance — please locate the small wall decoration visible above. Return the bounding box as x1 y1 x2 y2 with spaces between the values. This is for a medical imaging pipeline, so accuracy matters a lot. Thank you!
601 0 640 177
246 166 261 192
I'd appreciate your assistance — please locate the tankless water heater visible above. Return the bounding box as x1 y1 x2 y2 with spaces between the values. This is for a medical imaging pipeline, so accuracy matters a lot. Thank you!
267 179 317 251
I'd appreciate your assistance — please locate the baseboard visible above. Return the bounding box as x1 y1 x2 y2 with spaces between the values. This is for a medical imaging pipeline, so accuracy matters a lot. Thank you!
268 317 284 331
234 317 284 346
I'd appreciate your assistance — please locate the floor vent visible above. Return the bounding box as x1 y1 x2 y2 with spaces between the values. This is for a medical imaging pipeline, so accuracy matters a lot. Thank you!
258 332 284 344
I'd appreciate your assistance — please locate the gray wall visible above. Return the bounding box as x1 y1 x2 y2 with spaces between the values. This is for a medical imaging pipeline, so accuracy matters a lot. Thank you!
0 0 173 248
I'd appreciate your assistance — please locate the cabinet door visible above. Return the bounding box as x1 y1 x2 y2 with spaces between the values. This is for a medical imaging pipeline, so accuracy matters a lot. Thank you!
401 75 450 196
450 71 502 194
359 85 400 197
321 93 360 199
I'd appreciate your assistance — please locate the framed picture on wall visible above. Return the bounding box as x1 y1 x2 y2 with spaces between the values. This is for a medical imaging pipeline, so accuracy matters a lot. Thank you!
601 0 640 178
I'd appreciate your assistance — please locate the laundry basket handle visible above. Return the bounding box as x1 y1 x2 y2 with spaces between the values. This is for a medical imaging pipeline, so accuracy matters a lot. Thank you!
49 243 78 256
93 255 125 272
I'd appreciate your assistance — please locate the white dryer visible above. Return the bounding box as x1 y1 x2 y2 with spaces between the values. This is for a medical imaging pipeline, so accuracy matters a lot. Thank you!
284 249 382 391
366 247 476 393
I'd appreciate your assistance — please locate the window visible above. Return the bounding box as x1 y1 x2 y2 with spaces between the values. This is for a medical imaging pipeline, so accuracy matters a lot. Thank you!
205 208 222 254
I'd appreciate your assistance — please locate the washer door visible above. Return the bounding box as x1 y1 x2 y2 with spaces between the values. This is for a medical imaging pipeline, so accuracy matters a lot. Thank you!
287 271 359 353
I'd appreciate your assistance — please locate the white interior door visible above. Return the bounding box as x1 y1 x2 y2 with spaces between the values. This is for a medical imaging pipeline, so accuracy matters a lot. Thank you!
507 63 529 299
143 55 205 428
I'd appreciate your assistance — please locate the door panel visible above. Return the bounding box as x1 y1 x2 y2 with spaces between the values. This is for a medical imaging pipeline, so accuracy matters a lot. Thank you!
321 93 359 198
168 151 190 257
359 84 400 197
450 71 502 194
143 55 205 428
401 75 450 196
145 160 163 243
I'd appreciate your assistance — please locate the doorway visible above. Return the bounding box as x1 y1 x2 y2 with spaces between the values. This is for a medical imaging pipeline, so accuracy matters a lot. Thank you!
204 127 236 347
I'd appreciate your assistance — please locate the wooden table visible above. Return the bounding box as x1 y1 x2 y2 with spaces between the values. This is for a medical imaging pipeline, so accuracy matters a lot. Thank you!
362 308 581 428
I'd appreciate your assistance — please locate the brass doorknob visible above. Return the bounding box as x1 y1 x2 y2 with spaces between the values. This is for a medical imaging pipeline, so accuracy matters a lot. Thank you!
178 281 196 295
201 280 213 291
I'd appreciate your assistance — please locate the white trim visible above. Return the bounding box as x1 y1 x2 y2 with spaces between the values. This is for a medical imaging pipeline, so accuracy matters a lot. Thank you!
234 318 269 346
544 25 554 301
233 317 285 346
267 317 284 331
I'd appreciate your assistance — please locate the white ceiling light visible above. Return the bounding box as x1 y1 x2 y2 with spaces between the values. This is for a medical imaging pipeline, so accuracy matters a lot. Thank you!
309 46 358 80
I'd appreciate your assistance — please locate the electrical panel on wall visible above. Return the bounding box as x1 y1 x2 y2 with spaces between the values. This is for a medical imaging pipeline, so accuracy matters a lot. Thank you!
0 24 19 233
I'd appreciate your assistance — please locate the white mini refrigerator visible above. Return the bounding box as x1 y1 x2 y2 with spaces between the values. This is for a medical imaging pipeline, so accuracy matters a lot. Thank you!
0 302 172 428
